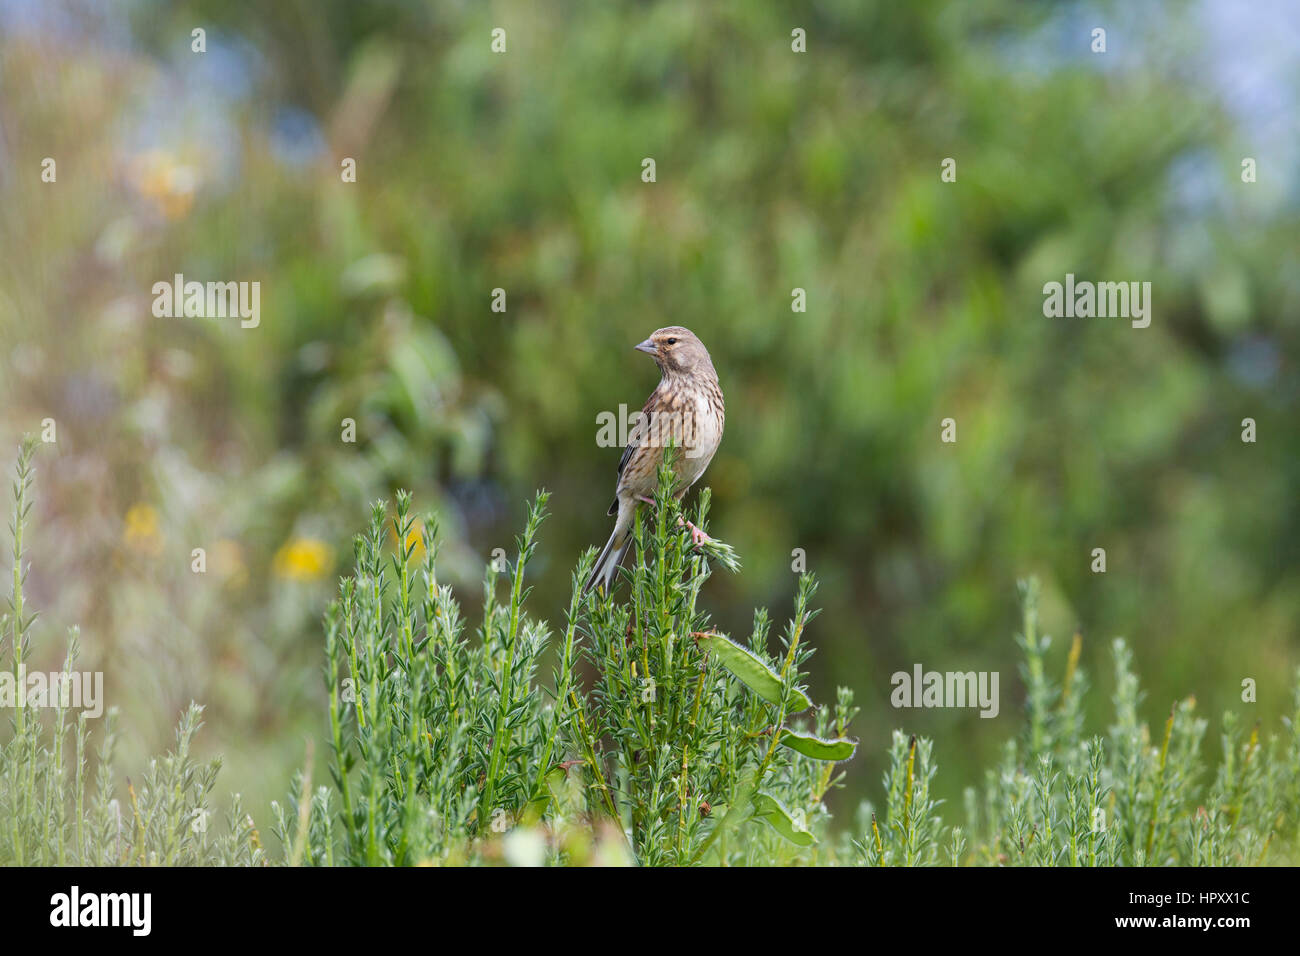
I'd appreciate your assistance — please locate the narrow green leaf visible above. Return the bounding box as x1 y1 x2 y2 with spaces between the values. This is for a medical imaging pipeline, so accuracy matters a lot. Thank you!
696 632 812 711
751 792 816 846
779 729 858 762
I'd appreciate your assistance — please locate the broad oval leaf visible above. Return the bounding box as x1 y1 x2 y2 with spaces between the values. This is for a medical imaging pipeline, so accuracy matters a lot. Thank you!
695 633 812 712
779 729 858 761
750 792 816 847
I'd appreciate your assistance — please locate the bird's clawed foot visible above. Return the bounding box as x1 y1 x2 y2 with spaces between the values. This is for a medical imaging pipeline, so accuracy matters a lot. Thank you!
678 516 711 548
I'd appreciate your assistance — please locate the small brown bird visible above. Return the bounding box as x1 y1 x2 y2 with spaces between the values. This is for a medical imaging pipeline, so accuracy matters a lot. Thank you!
584 326 725 594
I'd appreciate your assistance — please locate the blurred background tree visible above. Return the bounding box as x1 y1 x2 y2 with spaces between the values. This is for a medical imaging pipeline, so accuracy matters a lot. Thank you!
1 0 1296 823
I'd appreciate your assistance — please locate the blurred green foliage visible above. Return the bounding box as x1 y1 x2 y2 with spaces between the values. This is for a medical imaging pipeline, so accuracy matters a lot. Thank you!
1 0 1296 821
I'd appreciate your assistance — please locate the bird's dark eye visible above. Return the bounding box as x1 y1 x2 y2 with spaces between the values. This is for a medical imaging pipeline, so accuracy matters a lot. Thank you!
666 337 677 345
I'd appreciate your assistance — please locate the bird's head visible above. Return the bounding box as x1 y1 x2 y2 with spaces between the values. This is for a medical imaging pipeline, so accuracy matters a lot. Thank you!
634 326 714 376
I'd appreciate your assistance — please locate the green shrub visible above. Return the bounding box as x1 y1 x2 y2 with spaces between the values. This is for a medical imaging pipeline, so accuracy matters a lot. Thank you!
304 456 858 866
860 580 1300 866
1 438 264 865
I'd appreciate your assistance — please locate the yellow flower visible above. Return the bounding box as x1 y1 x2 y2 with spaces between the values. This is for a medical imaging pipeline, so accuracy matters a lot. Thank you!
273 537 333 581
123 504 163 556
387 517 427 562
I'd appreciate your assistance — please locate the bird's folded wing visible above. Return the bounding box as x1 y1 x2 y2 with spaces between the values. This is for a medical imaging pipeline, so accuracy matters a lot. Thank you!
616 386 662 483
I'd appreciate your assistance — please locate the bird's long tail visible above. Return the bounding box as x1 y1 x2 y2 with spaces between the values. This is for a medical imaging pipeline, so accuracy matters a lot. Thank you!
583 498 635 595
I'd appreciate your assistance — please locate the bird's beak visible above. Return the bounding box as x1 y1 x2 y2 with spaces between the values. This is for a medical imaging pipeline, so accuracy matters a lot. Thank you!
634 338 657 355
